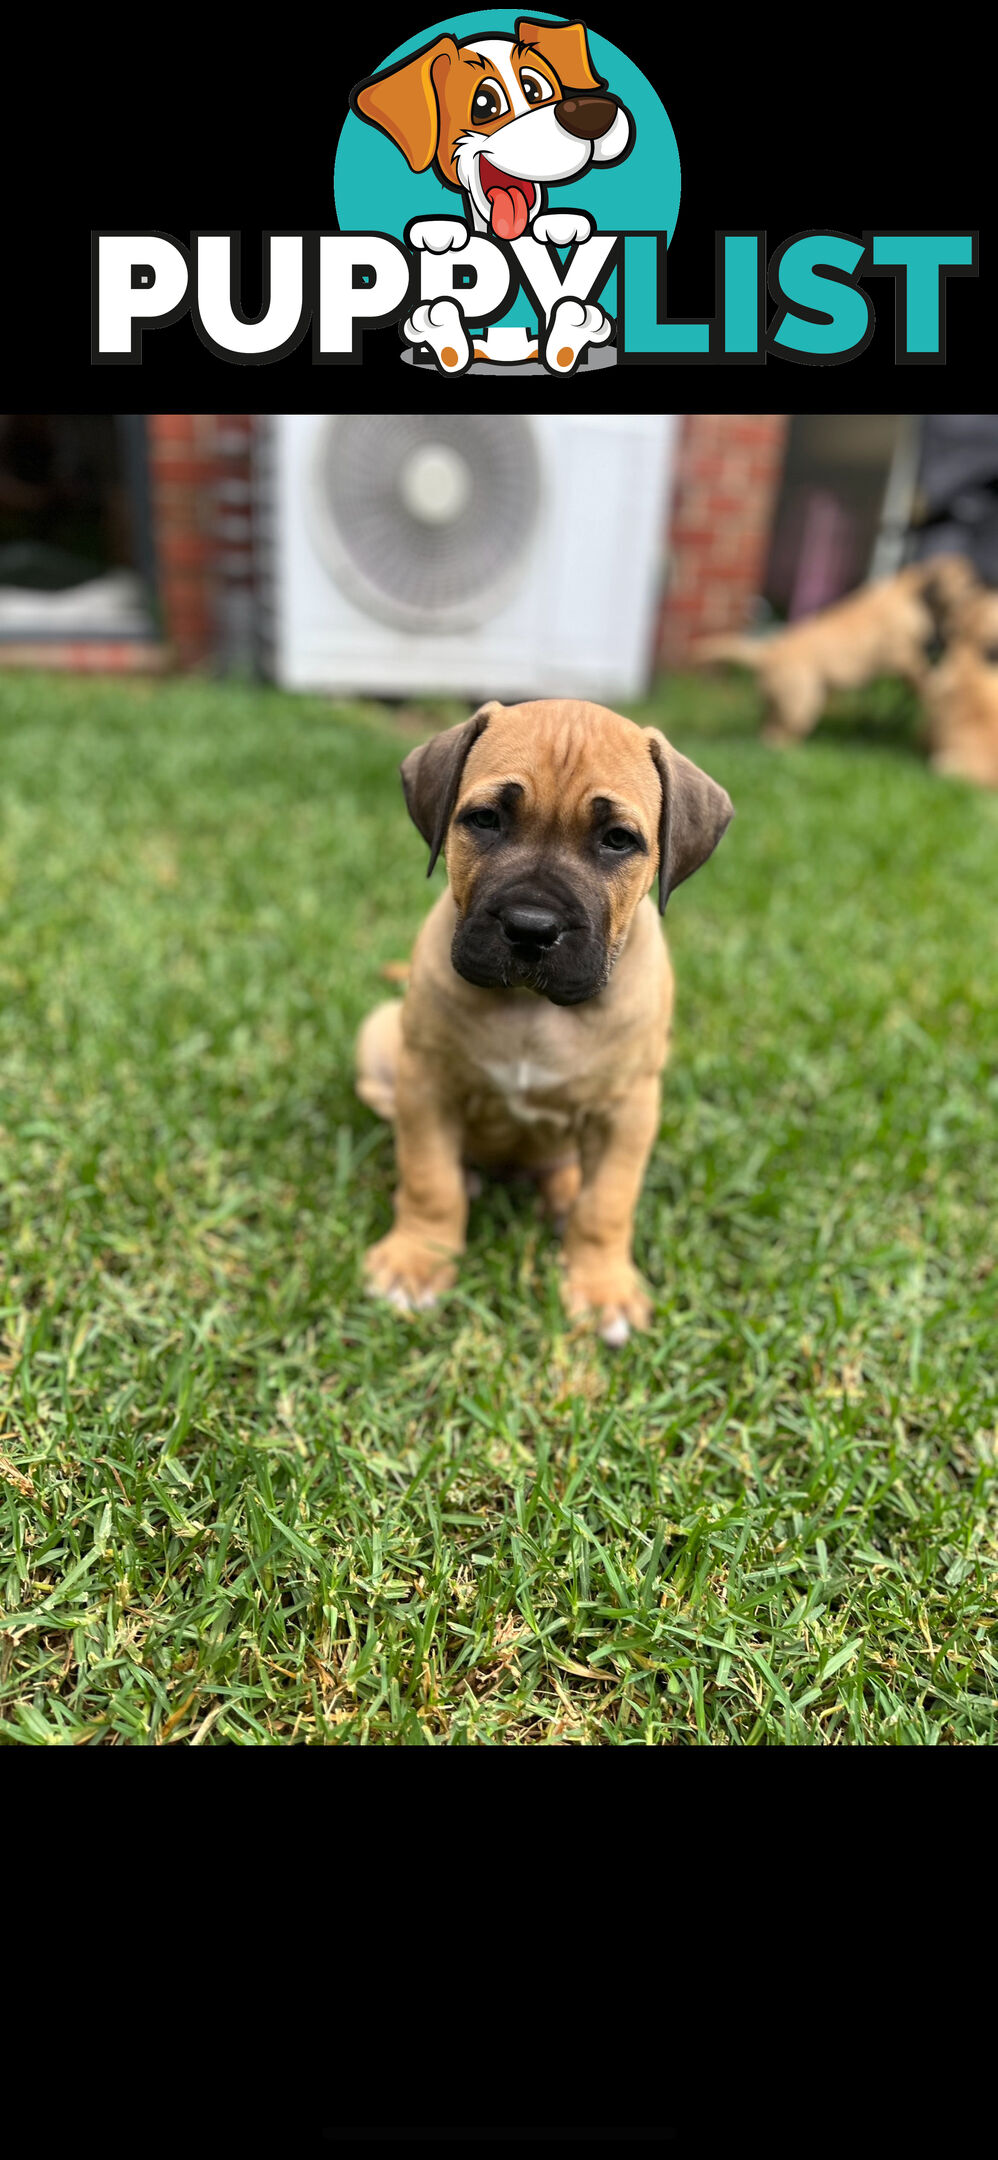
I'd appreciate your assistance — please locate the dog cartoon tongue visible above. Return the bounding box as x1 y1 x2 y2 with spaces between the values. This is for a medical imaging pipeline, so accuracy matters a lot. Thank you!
480 158 535 241
488 184 530 240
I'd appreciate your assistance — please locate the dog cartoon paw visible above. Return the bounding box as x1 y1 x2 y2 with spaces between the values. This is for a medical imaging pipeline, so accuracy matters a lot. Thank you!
544 297 612 375
532 210 592 247
403 298 472 375
561 1256 652 1346
407 217 470 253
363 1230 458 1311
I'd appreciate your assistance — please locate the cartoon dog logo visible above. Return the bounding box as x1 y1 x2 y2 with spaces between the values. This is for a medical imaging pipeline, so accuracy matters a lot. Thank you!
350 17 634 370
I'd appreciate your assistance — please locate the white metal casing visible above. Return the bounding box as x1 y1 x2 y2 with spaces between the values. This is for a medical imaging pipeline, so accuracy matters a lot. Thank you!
254 413 678 703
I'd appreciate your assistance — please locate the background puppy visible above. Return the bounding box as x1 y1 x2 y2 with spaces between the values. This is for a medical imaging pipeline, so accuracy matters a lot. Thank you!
694 555 979 744
921 584 998 785
356 700 732 1345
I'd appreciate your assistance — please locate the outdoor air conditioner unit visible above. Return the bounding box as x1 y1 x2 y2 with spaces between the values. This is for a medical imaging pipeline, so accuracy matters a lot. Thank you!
254 413 678 702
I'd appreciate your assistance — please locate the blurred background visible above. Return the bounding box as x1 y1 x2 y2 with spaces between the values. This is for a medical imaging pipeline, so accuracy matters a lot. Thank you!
2 411 996 695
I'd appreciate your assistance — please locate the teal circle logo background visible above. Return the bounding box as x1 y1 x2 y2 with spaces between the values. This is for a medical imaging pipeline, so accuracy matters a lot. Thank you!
333 14 681 332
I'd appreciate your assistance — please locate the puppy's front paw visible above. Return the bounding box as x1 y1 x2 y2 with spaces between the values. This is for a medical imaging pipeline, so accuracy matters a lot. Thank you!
532 209 592 246
363 1230 457 1312
543 297 612 375
407 217 470 253
561 1255 652 1346
403 298 472 374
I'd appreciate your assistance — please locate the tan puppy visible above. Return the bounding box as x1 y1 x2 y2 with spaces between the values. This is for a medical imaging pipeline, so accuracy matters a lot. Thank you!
921 584 998 785
356 701 733 1345
694 555 979 744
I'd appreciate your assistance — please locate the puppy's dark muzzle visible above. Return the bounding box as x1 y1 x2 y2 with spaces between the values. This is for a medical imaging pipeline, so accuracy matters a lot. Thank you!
554 93 619 141
451 869 608 1004
498 903 562 952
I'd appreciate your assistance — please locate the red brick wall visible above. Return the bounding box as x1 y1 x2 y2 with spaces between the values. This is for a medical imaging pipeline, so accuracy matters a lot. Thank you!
147 414 255 669
213 418 258 666
658 414 789 666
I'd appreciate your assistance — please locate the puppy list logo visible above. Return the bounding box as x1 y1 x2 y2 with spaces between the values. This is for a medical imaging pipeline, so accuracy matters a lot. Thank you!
91 12 978 372
340 13 648 375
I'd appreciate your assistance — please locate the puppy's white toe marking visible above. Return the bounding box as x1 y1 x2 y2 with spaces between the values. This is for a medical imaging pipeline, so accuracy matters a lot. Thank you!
600 1313 631 1348
404 298 471 374
544 297 612 374
408 217 470 253
366 1276 439 1312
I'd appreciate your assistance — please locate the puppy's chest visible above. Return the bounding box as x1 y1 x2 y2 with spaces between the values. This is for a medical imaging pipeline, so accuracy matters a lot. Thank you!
476 1051 574 1128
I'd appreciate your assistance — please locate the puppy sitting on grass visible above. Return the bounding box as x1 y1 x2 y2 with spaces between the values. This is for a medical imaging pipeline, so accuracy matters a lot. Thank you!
694 554 978 745
356 699 732 1345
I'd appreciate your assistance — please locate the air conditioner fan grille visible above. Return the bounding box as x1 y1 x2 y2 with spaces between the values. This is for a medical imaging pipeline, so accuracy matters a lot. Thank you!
310 414 541 630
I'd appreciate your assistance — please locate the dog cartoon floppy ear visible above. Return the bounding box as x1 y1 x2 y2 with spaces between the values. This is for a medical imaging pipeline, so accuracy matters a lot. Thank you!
514 17 606 92
351 35 458 172
645 730 734 912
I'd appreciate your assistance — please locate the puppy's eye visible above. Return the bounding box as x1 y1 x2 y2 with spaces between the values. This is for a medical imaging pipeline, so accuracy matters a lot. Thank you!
464 806 502 831
520 71 552 105
601 827 639 854
471 81 506 123
984 645 998 665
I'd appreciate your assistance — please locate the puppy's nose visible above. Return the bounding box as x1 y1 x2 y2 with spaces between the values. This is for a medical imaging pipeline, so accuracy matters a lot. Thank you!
500 904 562 949
554 94 618 141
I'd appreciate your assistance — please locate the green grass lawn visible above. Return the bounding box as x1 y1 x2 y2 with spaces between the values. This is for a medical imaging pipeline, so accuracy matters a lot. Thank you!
1 666 996 1744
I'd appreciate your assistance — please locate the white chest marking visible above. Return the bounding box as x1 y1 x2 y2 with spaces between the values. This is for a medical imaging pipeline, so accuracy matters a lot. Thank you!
481 1056 569 1126
483 1056 560 1094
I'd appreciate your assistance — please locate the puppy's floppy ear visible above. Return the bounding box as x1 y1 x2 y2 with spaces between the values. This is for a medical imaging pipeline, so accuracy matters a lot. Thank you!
645 729 734 914
351 35 457 173
918 553 979 648
515 18 605 92
920 576 953 662
400 703 501 876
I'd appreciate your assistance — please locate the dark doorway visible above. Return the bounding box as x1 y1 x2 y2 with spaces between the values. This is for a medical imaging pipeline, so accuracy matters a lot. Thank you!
0 414 158 640
761 414 904 623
